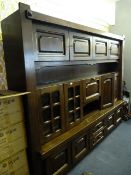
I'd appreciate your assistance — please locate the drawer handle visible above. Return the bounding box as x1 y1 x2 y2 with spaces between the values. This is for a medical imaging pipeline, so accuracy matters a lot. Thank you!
77 137 84 143
54 152 64 160
108 115 113 120
86 82 97 88
117 109 121 113
95 121 102 128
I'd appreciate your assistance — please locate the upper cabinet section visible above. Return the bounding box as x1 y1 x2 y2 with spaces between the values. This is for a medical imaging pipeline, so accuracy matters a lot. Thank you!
32 20 121 62
69 31 92 60
33 24 69 61
32 23 121 62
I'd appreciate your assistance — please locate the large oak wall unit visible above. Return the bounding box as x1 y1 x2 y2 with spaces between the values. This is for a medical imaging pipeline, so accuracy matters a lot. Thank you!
2 3 125 175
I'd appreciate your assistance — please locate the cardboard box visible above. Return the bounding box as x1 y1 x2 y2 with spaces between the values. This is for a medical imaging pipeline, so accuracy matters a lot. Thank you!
0 96 24 116
0 111 24 129
0 149 29 174
0 122 26 147
12 164 30 175
0 136 27 162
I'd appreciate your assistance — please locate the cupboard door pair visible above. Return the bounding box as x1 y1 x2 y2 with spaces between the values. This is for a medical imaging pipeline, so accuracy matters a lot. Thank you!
93 37 120 60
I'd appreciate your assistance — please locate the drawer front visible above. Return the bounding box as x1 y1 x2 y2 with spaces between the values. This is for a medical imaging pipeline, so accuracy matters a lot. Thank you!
91 130 104 147
92 120 104 134
93 37 108 59
72 132 89 164
115 107 122 125
83 77 100 103
46 144 71 175
33 24 69 61
106 113 115 132
70 31 92 60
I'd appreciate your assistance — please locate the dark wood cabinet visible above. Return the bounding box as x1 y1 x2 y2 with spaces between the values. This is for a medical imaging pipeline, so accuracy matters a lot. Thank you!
1 3 124 175
101 73 115 109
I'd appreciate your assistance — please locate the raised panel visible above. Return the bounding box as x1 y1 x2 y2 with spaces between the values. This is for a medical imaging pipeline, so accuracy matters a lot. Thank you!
74 39 89 54
46 144 71 175
38 33 64 53
115 108 122 125
93 37 108 59
101 73 115 109
83 76 101 103
33 24 69 61
96 42 107 54
70 31 92 60
72 132 89 165
109 40 120 59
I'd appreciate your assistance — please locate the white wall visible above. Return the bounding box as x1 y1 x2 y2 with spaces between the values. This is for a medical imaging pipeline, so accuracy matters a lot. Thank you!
30 0 116 31
110 0 131 97
0 0 117 32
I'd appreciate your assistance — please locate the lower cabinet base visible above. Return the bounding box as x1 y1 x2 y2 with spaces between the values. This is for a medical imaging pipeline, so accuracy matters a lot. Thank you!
34 101 124 175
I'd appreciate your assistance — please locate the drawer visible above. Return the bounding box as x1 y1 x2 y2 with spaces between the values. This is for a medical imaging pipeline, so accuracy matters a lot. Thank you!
46 144 71 175
92 120 104 134
72 132 89 165
115 107 122 125
105 113 115 133
91 130 104 147
83 76 101 103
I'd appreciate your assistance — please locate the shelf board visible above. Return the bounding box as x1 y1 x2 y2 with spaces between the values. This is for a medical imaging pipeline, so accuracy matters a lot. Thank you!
0 90 30 99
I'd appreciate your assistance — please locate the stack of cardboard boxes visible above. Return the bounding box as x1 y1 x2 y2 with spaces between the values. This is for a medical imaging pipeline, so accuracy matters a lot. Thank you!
0 91 29 175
